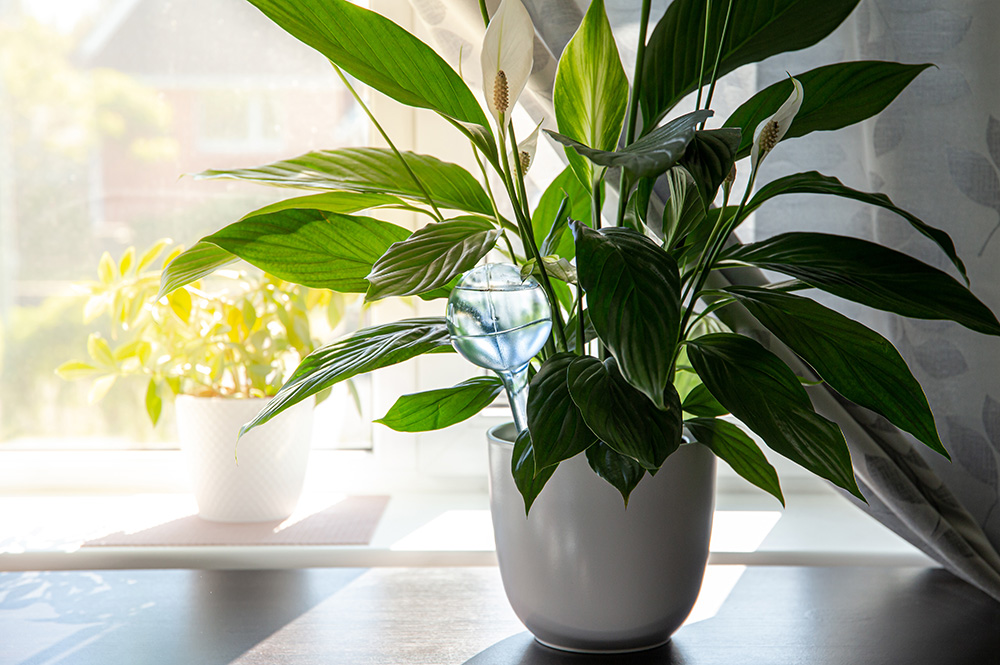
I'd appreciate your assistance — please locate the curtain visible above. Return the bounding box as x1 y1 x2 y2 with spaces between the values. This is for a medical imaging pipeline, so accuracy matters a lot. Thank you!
410 0 1000 600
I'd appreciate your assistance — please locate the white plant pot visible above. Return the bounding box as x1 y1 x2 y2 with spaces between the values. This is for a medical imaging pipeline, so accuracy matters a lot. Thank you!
488 423 716 653
176 395 314 523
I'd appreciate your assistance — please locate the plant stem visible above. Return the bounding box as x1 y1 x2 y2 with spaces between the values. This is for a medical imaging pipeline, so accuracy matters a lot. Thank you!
478 0 490 27
505 123 568 351
591 177 603 230
334 65 445 222
695 0 712 112
576 285 585 356
701 0 734 128
473 146 521 258
615 0 653 226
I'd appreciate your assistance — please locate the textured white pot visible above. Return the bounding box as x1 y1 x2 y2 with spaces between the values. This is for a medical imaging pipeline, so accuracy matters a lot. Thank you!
488 423 716 653
176 395 313 523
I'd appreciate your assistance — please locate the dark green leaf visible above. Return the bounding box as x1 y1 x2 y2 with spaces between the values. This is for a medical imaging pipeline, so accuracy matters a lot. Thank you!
726 62 931 159
677 129 740 210
158 242 239 298
573 224 681 408
586 442 646 507
546 110 711 180
729 232 1000 336
565 308 598 353
682 383 729 417
641 0 861 128
687 333 862 500
240 318 453 437
726 286 947 457
375 376 503 432
366 217 500 301
526 353 599 471
245 0 492 138
512 429 557 515
745 170 967 283
197 148 492 215
202 210 409 292
685 418 784 505
662 168 707 250
532 167 591 260
567 355 682 471
553 0 630 186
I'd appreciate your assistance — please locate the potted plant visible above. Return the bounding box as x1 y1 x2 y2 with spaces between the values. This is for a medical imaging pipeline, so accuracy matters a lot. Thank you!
156 0 999 652
58 240 350 522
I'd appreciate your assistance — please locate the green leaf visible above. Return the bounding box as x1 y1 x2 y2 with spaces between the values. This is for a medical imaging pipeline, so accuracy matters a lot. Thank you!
640 0 861 128
687 333 862 500
55 361 100 380
242 191 416 218
145 379 163 427
729 232 1000 336
573 224 681 408
197 148 493 216
365 217 500 301
745 170 967 284
553 0 629 186
682 383 729 417
512 429 557 515
685 418 784 505
547 110 711 180
526 353 599 471
585 442 646 507
97 252 115 285
375 376 503 432
726 62 931 159
662 168 707 249
137 238 171 274
240 318 453 437
158 242 239 298
519 256 577 285
677 129 740 210
244 0 491 137
86 334 115 368
532 167 591 260
567 355 682 471
202 210 410 293
726 286 947 457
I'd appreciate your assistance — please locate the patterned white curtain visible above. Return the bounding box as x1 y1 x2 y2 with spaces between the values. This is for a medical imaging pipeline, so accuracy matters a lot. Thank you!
409 0 1000 600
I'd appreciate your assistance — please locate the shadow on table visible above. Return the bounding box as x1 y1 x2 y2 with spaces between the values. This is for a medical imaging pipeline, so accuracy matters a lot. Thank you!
0 568 365 665
464 567 1000 665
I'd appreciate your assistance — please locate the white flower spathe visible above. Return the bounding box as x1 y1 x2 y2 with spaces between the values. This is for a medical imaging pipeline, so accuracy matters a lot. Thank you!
750 76 804 170
481 0 535 130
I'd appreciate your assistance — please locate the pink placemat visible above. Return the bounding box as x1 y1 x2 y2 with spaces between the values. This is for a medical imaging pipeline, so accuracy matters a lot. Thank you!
83 495 389 547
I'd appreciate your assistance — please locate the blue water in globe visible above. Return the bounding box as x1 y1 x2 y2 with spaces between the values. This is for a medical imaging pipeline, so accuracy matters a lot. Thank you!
446 264 552 373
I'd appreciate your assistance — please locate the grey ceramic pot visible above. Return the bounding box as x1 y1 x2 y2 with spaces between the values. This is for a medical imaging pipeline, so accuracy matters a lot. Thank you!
488 423 716 653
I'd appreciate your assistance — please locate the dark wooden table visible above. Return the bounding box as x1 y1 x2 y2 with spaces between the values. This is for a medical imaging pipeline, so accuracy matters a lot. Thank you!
1 566 998 665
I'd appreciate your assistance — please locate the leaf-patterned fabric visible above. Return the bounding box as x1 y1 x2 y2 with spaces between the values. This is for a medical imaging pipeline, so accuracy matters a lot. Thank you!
412 0 1000 600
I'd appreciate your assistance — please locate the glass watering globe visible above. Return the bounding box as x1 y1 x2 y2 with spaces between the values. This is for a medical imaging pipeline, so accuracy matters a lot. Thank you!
446 263 552 433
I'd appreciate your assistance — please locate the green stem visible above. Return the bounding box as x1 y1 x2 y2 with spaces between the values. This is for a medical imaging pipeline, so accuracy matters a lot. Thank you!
694 0 712 111
576 285 585 356
615 0 653 226
701 0 734 128
591 177 603 230
473 146 521 250
478 0 490 27
334 65 445 222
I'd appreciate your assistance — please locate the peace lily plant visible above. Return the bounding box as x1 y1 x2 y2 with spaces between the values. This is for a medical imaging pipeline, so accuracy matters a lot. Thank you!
159 0 1000 512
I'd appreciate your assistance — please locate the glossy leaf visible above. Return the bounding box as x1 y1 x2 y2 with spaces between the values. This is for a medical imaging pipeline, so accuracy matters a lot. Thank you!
641 0 861 128
586 442 646 507
242 191 416 217
687 333 862 500
158 242 238 298
685 418 784 505
729 233 1000 336
519 256 577 285
240 318 453 436
567 355 682 471
245 0 492 143
526 353 599 471
197 148 493 216
201 210 409 293
677 128 741 210
375 376 503 432
745 170 967 283
366 218 501 301
682 383 729 418
512 429 557 515
726 286 947 457
553 0 629 186
573 224 681 408
726 62 931 159
532 167 590 260
547 110 711 180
